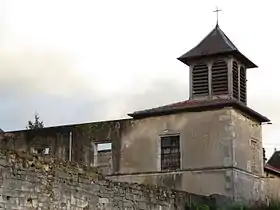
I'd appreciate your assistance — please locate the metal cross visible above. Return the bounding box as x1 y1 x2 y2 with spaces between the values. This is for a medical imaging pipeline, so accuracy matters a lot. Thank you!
213 7 222 25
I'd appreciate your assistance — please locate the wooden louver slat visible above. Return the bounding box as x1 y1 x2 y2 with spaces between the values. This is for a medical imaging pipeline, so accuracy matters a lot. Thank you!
212 60 228 95
240 67 246 103
232 61 239 99
192 64 208 96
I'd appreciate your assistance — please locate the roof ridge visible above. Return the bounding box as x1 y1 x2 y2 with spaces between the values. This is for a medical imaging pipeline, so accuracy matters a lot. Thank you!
132 100 189 114
130 98 232 116
215 25 238 50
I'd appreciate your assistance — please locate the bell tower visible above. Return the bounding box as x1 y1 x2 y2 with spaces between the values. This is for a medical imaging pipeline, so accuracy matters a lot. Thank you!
128 9 271 202
178 24 257 105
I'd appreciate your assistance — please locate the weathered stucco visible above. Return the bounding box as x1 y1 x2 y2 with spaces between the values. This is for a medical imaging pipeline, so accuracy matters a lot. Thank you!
264 176 280 201
229 109 265 202
111 107 265 202
233 169 265 202
109 169 233 198
0 119 132 175
262 170 280 201
120 108 234 173
231 109 263 175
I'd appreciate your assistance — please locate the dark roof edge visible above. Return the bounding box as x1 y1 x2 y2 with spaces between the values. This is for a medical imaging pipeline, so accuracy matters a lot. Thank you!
264 164 280 175
177 51 258 69
232 102 270 122
128 102 270 123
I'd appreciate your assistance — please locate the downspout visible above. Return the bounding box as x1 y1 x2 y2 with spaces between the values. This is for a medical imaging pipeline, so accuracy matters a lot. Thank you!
69 131 72 162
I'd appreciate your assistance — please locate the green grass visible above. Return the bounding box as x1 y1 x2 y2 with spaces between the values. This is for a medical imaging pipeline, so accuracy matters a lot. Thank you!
185 200 280 210
231 201 280 210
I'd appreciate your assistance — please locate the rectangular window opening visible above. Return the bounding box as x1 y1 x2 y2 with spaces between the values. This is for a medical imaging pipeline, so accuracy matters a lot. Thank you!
97 142 112 152
93 142 113 173
32 147 50 155
250 139 259 173
44 147 50 155
160 135 180 171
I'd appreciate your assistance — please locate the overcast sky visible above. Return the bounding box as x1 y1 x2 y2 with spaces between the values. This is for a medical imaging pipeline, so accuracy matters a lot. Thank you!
0 0 279 158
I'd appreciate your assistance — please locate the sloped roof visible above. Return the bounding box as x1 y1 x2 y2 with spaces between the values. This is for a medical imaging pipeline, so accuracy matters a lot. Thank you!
265 151 280 175
128 98 269 123
264 164 280 175
178 24 257 68
266 151 280 171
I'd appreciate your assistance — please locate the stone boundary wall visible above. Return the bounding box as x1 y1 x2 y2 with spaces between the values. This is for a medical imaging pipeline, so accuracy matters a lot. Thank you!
0 150 225 210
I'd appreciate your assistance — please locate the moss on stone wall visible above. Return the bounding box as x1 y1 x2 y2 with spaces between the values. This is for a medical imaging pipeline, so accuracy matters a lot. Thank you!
0 149 221 209
0 150 103 179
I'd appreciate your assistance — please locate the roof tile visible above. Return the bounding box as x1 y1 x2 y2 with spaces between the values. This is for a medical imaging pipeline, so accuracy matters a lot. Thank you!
128 98 269 122
177 24 257 68
267 151 280 170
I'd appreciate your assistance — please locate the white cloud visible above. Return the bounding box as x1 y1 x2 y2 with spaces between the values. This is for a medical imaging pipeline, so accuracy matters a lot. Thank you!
0 49 85 96
0 0 279 159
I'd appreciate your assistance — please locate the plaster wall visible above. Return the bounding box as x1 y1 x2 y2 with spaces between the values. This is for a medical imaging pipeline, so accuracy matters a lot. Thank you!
263 172 280 201
233 169 265 203
230 109 263 175
109 169 233 198
119 108 235 174
114 107 265 202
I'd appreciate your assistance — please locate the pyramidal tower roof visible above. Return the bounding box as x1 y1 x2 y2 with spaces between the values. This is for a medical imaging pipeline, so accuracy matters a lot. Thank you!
178 24 257 68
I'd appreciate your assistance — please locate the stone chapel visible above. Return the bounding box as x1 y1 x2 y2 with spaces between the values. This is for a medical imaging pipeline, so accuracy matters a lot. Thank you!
1 22 274 202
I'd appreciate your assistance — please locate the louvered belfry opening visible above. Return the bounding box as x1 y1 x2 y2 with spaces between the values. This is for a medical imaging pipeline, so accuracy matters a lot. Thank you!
192 63 209 97
211 60 228 95
178 24 257 103
240 66 246 103
232 61 239 99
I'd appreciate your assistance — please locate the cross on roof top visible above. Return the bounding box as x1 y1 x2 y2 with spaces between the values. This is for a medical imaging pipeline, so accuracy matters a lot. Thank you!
213 7 222 25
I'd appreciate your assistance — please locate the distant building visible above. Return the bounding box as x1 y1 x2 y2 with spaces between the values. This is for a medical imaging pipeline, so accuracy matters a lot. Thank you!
263 151 280 200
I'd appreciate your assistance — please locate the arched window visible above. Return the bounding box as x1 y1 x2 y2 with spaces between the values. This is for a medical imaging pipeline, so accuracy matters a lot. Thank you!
232 61 239 99
192 63 209 97
211 60 228 95
240 66 246 103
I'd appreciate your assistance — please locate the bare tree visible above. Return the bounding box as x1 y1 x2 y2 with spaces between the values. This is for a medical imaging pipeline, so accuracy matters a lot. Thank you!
26 113 44 129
